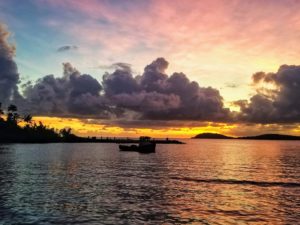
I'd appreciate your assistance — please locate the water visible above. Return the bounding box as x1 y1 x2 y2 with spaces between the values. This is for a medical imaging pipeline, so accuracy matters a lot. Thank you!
0 139 300 224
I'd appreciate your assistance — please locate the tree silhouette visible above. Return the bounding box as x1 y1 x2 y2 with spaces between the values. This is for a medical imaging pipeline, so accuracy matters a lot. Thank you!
23 114 33 125
8 104 17 112
0 103 78 143
6 104 19 124
0 103 4 122
60 128 72 138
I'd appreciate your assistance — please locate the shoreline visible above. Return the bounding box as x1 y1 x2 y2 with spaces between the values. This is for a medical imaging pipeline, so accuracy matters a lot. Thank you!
0 138 185 144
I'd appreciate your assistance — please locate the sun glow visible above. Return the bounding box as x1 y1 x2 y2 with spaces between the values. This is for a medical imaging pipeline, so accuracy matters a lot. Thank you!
28 116 238 138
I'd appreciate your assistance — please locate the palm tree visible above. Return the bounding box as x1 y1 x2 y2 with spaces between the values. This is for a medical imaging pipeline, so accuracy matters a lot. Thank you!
0 103 4 123
23 114 33 124
60 128 72 139
7 104 19 124
8 104 17 112
0 103 3 118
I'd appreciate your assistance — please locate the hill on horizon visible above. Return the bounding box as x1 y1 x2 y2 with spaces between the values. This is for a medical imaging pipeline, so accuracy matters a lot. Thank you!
240 133 300 140
193 133 233 139
193 133 300 140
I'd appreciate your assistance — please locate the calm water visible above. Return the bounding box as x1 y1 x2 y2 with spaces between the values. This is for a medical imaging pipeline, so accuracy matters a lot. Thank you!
0 140 300 224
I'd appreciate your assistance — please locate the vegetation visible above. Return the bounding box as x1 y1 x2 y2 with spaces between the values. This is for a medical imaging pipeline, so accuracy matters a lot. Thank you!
0 103 79 143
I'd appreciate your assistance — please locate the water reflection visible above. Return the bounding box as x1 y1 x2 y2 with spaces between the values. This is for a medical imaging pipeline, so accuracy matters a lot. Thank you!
0 140 299 224
0 145 15 221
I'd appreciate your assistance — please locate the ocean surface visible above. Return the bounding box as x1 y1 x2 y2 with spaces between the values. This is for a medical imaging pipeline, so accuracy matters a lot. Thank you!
0 139 299 224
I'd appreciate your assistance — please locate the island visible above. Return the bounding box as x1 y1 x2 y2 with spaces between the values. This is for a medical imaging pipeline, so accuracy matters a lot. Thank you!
193 132 300 140
193 133 233 139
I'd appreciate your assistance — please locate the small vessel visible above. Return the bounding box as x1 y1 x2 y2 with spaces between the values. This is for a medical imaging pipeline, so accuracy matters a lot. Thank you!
119 144 138 151
137 141 156 153
119 136 156 153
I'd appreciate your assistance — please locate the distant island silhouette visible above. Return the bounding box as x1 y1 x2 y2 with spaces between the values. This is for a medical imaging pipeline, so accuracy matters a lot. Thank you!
193 133 234 139
0 103 183 144
193 133 300 140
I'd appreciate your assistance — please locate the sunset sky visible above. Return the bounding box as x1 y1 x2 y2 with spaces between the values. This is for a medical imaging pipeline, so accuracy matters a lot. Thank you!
1 0 300 138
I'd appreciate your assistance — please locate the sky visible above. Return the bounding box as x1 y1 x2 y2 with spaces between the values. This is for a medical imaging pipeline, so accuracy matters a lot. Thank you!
1 0 300 138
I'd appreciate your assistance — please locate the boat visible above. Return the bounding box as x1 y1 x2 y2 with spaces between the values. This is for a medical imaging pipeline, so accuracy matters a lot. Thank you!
137 141 156 153
119 144 138 151
119 136 156 153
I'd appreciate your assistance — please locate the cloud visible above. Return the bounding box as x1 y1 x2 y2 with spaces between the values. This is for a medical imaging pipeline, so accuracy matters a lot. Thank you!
103 58 231 121
2 17 299 127
98 62 132 72
225 83 238 88
19 57 300 127
20 57 231 123
23 62 111 117
2 22 300 127
0 24 21 105
57 45 78 52
35 0 300 88
236 65 300 123
2 36 299 131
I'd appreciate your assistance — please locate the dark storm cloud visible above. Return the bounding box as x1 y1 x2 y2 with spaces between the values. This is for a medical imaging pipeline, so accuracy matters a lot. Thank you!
102 58 231 121
57 45 78 52
0 25 235 123
23 63 111 117
22 59 300 125
3 9 297 127
236 65 300 123
21 57 231 122
0 24 21 105
103 69 140 96
3 16 300 127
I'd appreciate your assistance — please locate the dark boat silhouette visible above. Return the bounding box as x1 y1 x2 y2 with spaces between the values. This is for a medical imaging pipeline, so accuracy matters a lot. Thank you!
119 144 138 151
119 136 156 153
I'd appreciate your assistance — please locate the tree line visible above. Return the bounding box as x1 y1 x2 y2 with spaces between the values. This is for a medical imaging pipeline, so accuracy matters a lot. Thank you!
0 103 78 143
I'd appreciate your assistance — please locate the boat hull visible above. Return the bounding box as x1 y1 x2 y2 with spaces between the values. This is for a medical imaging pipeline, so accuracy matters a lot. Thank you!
119 143 156 153
119 145 138 151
